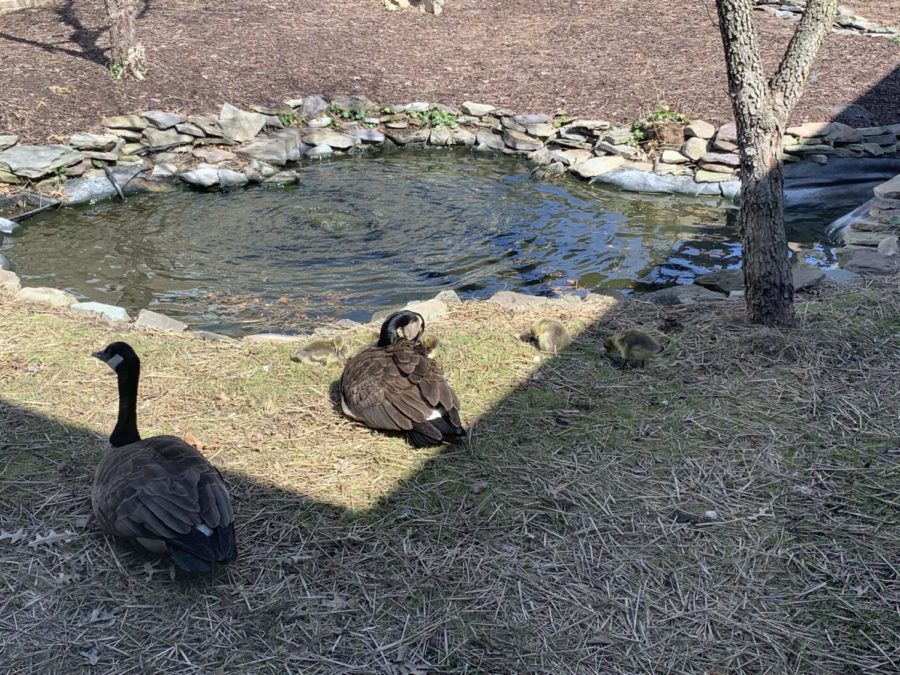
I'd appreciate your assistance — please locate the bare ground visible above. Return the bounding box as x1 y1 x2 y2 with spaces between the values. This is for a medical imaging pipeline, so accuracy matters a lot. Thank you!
0 1 898 143
1 281 898 673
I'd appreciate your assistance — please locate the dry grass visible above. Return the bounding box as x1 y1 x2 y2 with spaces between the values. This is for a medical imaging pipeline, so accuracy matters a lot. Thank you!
1 281 898 673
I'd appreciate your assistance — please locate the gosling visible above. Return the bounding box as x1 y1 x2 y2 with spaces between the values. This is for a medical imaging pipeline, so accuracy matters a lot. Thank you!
603 329 662 368
530 318 572 354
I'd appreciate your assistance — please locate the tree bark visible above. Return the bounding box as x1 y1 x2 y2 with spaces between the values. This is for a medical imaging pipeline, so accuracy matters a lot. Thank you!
103 0 147 81
715 0 838 326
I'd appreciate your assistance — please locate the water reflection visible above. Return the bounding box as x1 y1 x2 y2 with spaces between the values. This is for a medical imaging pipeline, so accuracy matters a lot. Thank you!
8 150 846 334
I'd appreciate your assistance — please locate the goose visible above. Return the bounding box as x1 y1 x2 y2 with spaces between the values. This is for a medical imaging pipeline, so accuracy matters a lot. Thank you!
340 310 465 447
603 329 663 368
91 342 237 573
529 318 572 353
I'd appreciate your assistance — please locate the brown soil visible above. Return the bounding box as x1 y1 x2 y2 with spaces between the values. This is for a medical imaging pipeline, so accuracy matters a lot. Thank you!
0 0 898 144
841 0 900 26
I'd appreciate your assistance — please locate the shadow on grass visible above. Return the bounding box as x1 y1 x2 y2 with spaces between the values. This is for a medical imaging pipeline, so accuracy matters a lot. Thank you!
2 285 898 673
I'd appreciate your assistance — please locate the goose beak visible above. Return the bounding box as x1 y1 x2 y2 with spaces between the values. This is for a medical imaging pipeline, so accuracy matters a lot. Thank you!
91 350 107 362
92 350 124 371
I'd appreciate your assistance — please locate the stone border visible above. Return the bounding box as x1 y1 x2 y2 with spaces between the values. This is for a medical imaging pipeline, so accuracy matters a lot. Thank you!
0 95 898 338
754 0 900 40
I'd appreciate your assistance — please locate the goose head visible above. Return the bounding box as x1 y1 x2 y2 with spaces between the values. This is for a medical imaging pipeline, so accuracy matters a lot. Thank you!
92 341 140 373
377 310 425 347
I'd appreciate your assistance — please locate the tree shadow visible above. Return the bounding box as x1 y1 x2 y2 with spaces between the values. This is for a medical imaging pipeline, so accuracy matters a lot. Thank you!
832 64 900 127
0 0 150 67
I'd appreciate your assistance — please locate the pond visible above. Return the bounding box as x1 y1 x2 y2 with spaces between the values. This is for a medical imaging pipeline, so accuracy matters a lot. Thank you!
5 150 852 335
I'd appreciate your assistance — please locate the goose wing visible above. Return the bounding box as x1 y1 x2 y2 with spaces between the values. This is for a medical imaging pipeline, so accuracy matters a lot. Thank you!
93 436 236 567
341 341 460 432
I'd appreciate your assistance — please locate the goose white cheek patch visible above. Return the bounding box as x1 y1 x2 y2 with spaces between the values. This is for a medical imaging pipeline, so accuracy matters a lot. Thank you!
106 354 125 371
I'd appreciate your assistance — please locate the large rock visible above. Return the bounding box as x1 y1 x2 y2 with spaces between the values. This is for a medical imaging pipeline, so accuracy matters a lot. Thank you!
179 166 220 188
188 115 225 137
101 114 148 130
682 136 708 161
300 95 329 120
17 286 78 307
68 133 120 152
242 333 305 344
175 122 205 138
873 175 900 200
823 123 864 144
385 128 431 145
237 129 305 165
684 120 716 139
302 129 358 149
694 268 744 293
71 301 130 322
0 134 18 151
141 111 186 130
694 169 733 183
404 298 448 323
0 216 19 234
192 147 237 164
642 284 727 305
474 129 506 151
791 263 825 290
700 152 740 167
452 128 477 146
218 103 266 143
660 150 689 164
488 290 548 310
842 249 900 275
0 269 21 293
714 122 737 144
568 156 625 178
0 145 83 178
218 168 248 188
142 128 194 149
460 101 495 116
877 235 899 257
135 309 188 332
502 129 543 152
843 228 889 246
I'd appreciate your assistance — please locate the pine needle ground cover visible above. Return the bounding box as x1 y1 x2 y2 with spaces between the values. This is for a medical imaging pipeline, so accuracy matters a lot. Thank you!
1 282 897 673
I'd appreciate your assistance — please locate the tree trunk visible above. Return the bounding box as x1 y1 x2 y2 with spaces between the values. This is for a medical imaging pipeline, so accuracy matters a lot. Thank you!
104 0 147 80
715 0 838 326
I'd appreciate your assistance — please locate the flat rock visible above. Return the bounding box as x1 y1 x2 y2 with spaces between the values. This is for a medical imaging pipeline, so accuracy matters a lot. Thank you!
503 129 543 152
218 103 266 143
842 249 900 275
601 128 633 145
791 263 825 290
404 298 448 323
874 175 900 200
786 122 830 138
0 216 20 234
101 114 148 131
141 111 186 130
17 286 78 307
569 156 625 178
237 131 304 165
175 122 205 138
67 133 117 151
877 235 898 257
682 136 708 161
822 267 861 284
0 134 18 150
0 145 83 178
452 128 477 146
192 147 237 164
429 127 455 146
405 102 430 113
714 122 737 144
179 166 220 188
142 128 194 149
694 268 744 293
699 163 736 174
71 301 130 322
551 148 592 165
264 171 298 185
513 113 551 126
385 128 431 145
684 120 715 139
307 116 333 129
460 102 495 116
694 169 734 183
594 141 638 159
843 228 890 246
305 144 334 159
823 122 864 144
700 152 740 167
346 127 386 143
299 95 329 119
218 168 248 188
302 129 358 149
474 129 506 151
188 116 225 137
642 284 727 305
109 128 143 141
660 150 689 164
135 309 188 332
488 290 548 310
0 269 21 292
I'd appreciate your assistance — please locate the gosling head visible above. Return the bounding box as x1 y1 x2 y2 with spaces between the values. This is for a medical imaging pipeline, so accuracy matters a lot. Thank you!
92 341 140 373
378 310 425 347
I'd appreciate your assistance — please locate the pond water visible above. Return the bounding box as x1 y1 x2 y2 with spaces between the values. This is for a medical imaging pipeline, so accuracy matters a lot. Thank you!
6 150 851 335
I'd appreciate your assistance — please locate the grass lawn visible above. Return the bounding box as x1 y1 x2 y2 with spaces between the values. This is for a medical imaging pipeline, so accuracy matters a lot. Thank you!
1 282 898 673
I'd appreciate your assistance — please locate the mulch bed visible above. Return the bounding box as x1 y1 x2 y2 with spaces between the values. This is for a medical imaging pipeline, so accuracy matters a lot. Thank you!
0 0 898 144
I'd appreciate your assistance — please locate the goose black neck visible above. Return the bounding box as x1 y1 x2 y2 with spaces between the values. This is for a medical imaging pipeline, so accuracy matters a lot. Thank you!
111 358 141 448
377 321 399 347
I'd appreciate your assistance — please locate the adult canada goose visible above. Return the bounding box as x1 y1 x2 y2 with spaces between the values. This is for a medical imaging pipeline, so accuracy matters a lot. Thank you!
340 310 465 447
603 329 663 368
91 342 237 573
